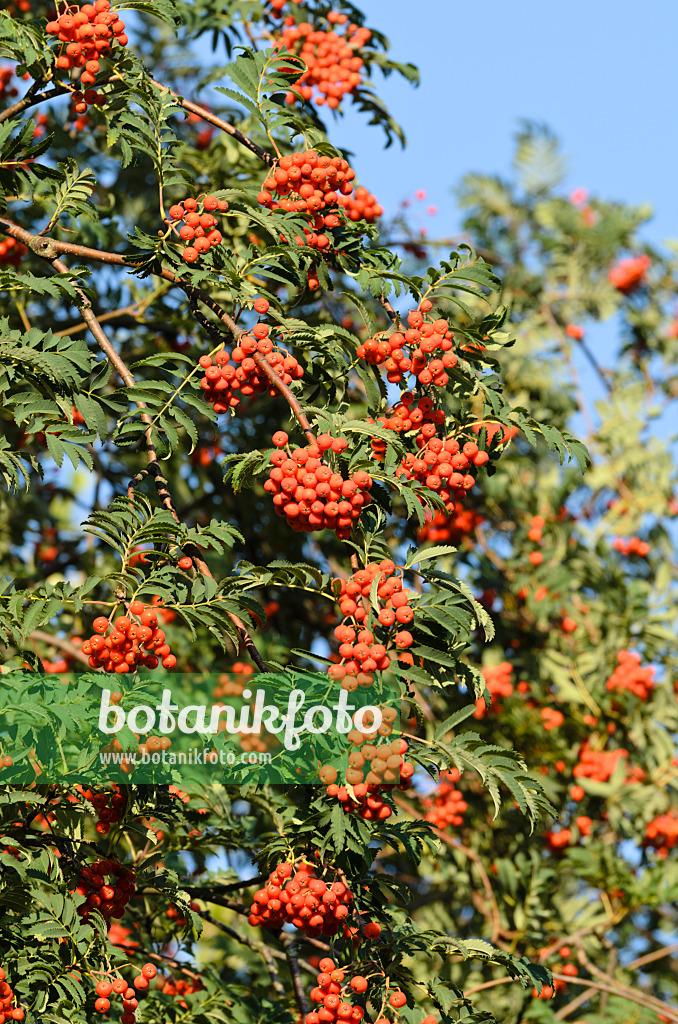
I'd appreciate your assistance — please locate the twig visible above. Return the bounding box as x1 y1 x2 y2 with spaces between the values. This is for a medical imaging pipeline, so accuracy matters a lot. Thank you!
30 629 90 667
13 238 270 675
147 77 274 166
196 909 286 996
394 794 502 943
283 934 310 1016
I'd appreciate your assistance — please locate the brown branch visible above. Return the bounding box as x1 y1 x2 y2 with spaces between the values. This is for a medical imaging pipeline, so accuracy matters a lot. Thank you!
6 230 269 674
30 629 90 667
0 215 314 445
195 909 286 996
147 77 274 166
0 81 69 125
626 940 678 971
282 934 310 1016
461 973 678 1021
573 945 676 1019
394 795 502 944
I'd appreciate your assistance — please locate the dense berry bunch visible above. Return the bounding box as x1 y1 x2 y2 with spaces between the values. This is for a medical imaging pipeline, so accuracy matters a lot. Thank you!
0 968 22 1023
423 768 467 828
605 650 655 699
357 304 457 387
258 151 361 220
265 432 372 538
474 661 514 718
573 742 628 783
322 711 413 816
77 784 127 835
327 781 391 819
397 435 487 513
613 536 650 557
345 730 413 787
198 323 303 412
247 862 355 938
418 506 483 545
305 958 365 1024
80 602 176 673
0 237 27 267
46 1 127 96
158 975 203 1008
608 254 651 292
644 812 678 858
168 194 229 263
74 859 136 923
277 15 371 108
369 393 445 459
327 559 416 686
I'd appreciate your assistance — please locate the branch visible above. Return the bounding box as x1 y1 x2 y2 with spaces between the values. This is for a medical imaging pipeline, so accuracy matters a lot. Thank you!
195 909 286 996
0 215 315 444
283 934 310 1016
394 795 502 944
30 629 90 667
147 77 274 166
0 81 70 125
7 230 269 674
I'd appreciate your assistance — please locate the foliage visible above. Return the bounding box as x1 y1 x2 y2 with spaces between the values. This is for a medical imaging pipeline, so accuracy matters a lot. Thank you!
0 4 676 1024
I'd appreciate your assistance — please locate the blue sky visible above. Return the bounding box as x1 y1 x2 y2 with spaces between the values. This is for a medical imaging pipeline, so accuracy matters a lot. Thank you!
334 0 678 248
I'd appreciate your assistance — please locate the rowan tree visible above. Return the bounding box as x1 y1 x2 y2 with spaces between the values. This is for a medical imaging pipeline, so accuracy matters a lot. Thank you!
0 4 676 1024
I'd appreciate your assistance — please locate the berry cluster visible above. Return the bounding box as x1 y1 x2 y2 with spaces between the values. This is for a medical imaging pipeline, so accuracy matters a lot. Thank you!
322 715 413 818
540 707 564 731
305 958 364 1024
168 194 229 263
369 393 445 459
0 968 22 1023
46 1 128 104
345 731 412 788
247 862 354 938
77 784 127 835
74 859 136 923
423 768 467 829
397 435 487 514
212 661 255 698
645 812 678 858
608 254 651 292
612 536 650 557
80 602 176 673
524 513 546 567
259 151 381 230
265 432 372 538
573 743 628 783
473 661 514 718
94 963 157 1019
0 237 27 267
357 303 457 387
198 319 303 413
157 974 203 1008
418 505 483 545
328 561 416 687
277 15 371 109
606 650 655 700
